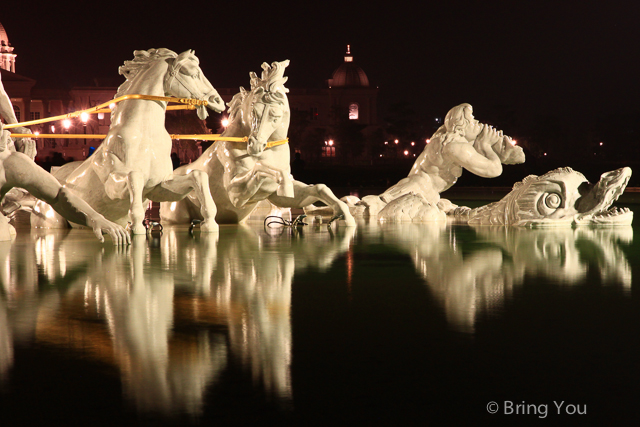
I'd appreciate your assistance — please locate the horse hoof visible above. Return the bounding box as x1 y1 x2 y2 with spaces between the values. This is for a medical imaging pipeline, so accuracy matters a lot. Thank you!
131 224 147 235
200 220 219 233
344 216 357 227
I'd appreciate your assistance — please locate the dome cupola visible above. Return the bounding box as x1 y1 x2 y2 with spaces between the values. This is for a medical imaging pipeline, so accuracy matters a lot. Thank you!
328 45 369 88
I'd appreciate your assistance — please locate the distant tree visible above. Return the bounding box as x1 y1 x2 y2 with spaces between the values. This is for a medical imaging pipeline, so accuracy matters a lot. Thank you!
288 107 312 160
333 115 366 162
364 127 386 163
384 101 419 144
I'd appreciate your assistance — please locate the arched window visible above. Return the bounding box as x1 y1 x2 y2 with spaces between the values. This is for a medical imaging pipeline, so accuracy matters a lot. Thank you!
348 103 359 120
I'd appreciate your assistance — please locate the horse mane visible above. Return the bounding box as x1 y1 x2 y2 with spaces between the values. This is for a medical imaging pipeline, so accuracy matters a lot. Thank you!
228 61 290 121
115 48 178 98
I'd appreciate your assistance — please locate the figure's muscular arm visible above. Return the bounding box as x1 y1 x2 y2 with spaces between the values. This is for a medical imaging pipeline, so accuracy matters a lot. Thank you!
442 124 505 178
0 84 35 157
444 140 503 178
2 153 130 245
0 81 18 125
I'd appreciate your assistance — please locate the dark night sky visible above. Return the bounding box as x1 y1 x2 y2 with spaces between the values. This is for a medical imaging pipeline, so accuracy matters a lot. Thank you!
2 0 639 126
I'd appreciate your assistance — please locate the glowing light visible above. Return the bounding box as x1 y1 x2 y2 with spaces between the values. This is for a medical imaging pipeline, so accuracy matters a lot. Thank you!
411 141 415 146
34 131 40 137
328 140 334 146
403 150 409 156
80 112 89 123
394 139 399 144
384 141 388 145
379 154 383 157
544 153 547 156
426 139 430 144
62 119 71 130
599 142 604 146
511 139 517 146
109 103 116 110
50 125 55 133
97 113 105 120
222 118 230 127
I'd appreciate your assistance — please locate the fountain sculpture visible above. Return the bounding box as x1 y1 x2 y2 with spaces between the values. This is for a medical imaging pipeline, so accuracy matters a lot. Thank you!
30 49 226 234
159 60 355 226
343 103 525 220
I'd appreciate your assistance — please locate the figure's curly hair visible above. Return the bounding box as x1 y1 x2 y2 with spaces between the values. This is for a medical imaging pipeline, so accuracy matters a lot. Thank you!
440 103 474 146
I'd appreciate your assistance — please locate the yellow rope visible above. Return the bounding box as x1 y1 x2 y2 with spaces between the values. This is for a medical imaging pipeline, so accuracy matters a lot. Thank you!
9 133 289 148
2 94 208 129
4 94 289 148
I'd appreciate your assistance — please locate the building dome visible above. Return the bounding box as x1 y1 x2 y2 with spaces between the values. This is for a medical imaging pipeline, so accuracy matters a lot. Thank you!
328 46 369 88
0 21 16 72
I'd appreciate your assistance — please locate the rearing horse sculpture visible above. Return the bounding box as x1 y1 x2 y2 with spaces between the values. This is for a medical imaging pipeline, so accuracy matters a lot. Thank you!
32 48 225 234
159 60 355 226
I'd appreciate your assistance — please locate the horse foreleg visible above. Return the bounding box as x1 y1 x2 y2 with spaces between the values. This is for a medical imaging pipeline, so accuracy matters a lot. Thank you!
127 171 147 235
227 162 292 208
148 170 218 233
268 180 356 226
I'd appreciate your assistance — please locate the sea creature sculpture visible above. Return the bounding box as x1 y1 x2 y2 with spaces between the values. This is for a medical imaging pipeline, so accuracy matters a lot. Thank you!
159 60 355 226
450 167 632 226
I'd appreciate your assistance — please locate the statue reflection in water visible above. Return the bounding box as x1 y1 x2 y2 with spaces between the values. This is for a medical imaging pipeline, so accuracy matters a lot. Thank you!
377 223 633 333
0 224 354 415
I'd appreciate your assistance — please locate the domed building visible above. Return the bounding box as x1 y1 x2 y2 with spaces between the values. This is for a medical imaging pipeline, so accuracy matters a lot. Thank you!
327 45 377 126
328 45 370 88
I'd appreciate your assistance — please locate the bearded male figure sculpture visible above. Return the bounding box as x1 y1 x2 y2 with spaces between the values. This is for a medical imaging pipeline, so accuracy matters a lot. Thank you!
350 103 525 220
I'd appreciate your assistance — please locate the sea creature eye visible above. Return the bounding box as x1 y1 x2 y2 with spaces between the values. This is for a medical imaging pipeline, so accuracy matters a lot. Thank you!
545 193 561 209
536 192 563 216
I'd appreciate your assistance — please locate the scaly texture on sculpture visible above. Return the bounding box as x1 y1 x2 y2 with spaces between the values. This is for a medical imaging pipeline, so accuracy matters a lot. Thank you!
450 167 633 226
30 49 225 234
349 103 525 219
159 60 355 226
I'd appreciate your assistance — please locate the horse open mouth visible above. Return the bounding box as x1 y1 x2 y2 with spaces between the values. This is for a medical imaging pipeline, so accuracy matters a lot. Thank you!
575 167 633 225
197 93 225 119
206 93 226 113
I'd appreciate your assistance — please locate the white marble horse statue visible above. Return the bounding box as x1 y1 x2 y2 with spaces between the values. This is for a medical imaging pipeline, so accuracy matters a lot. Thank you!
159 60 355 226
31 48 225 234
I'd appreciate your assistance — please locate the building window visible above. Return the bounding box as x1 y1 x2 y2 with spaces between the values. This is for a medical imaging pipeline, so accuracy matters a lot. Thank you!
30 111 41 121
310 107 318 121
348 103 359 120
13 105 19 122
322 146 336 157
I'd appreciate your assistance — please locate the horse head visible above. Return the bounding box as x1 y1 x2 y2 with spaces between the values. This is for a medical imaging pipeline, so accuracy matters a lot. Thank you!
164 50 225 119
245 61 290 157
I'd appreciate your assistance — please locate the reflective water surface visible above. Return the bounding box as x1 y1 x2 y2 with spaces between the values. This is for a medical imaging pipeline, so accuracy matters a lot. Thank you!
1 217 640 425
